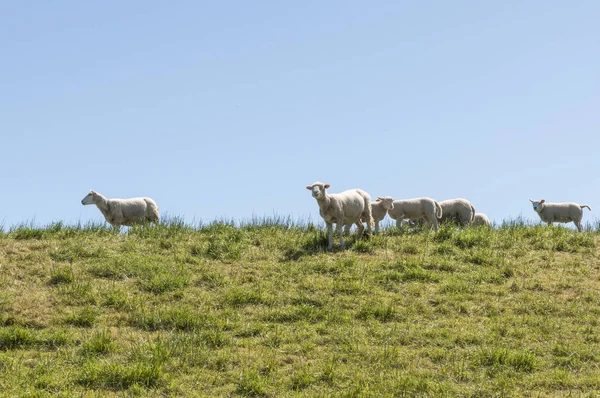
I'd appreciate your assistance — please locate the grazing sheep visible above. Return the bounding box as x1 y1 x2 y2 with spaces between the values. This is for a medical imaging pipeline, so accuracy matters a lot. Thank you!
371 197 395 233
81 190 160 228
386 197 442 231
306 182 374 249
530 199 591 232
438 198 475 226
472 213 492 227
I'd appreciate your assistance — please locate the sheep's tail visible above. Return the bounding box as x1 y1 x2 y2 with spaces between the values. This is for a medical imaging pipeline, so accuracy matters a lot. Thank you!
470 203 476 222
581 205 591 211
435 201 442 219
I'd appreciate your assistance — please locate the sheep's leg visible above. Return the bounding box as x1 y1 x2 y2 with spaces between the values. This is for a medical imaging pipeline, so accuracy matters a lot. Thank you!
426 215 439 232
145 204 159 224
355 220 365 240
575 221 583 232
343 224 351 236
110 208 126 229
326 223 334 250
363 209 373 238
374 221 380 234
103 213 120 233
396 217 405 232
336 222 345 249
432 217 439 231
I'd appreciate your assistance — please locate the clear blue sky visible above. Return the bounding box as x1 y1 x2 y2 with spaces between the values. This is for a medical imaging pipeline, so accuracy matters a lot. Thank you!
2 1 599 228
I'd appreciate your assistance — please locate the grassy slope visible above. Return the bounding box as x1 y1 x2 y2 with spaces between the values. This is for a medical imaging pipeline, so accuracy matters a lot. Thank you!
0 221 599 397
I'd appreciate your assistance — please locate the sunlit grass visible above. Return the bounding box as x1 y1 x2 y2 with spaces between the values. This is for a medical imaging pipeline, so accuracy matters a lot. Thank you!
0 218 599 395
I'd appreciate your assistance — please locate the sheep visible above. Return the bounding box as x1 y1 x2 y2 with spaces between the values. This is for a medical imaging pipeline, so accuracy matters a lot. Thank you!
529 199 591 232
385 197 442 231
81 190 160 228
371 197 395 233
306 182 374 249
472 212 492 227
438 198 475 226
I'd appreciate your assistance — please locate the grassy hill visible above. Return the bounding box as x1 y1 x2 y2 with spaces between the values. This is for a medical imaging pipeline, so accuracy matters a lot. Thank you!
1 220 599 396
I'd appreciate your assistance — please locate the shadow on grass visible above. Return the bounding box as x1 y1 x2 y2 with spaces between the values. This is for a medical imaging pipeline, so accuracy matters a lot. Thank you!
282 231 373 261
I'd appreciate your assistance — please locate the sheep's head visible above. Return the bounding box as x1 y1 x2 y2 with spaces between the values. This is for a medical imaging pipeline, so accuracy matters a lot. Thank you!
529 199 545 213
81 190 98 205
306 182 330 200
377 196 394 211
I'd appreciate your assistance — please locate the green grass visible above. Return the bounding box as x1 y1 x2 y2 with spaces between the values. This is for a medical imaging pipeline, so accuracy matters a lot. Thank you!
0 219 599 395
80 329 115 356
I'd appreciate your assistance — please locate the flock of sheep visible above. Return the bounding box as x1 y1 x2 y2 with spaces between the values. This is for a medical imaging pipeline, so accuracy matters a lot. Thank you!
80 186 592 250
305 182 592 249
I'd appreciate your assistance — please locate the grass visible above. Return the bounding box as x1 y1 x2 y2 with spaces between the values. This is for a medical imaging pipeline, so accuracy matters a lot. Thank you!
0 219 599 396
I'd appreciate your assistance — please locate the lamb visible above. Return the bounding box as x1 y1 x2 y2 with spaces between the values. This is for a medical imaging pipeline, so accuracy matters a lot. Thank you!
529 199 591 232
306 182 374 249
472 213 492 227
371 197 395 233
437 198 475 226
385 197 442 231
81 190 160 228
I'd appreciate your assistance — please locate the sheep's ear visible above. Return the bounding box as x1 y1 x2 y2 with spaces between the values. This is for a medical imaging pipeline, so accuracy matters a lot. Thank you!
529 199 533 203
540 199 545 204
306 185 312 190
376 197 383 201
324 184 330 189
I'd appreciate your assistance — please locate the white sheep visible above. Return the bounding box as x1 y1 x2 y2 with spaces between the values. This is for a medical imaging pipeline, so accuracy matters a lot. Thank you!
529 199 591 232
81 190 160 228
472 212 492 227
371 197 395 233
385 197 442 231
438 198 475 226
306 182 374 249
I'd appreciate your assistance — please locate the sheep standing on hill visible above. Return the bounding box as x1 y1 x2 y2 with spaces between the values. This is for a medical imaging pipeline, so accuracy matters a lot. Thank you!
472 213 492 227
371 197 394 233
438 198 475 226
386 197 442 231
530 199 591 232
81 190 160 229
306 182 373 249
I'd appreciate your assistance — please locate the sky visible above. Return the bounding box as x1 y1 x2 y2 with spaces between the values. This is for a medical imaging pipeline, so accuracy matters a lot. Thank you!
1 1 599 229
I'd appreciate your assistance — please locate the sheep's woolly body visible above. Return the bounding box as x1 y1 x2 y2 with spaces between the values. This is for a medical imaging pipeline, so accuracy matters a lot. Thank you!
472 213 492 227
530 199 591 232
386 197 442 231
307 182 373 249
82 191 160 228
438 198 475 226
